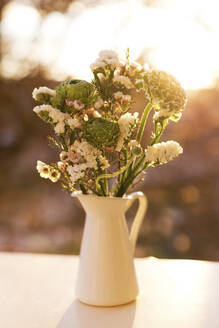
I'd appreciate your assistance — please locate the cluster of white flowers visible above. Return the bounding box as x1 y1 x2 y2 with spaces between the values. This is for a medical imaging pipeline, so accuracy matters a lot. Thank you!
63 140 109 184
32 87 56 100
90 50 121 71
113 74 133 89
114 91 131 102
33 104 81 134
116 112 139 151
145 141 183 164
36 160 60 182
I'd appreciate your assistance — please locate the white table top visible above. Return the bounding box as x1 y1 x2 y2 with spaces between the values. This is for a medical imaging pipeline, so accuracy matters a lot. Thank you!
1 252 219 328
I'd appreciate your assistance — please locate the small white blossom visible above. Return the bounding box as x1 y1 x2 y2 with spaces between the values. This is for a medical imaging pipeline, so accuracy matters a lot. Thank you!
99 50 118 60
83 114 89 121
113 74 133 89
114 91 131 102
116 112 139 151
54 121 65 134
145 141 183 164
94 98 104 109
126 61 142 77
49 169 61 183
90 61 106 71
67 165 85 184
67 118 81 129
57 161 66 171
90 50 121 72
128 140 140 148
32 86 55 100
36 160 50 179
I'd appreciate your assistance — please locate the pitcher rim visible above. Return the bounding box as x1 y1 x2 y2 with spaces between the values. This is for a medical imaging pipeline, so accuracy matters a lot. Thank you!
71 191 142 200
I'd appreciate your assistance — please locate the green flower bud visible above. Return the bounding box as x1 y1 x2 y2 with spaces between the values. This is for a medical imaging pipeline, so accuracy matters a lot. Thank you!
51 79 97 112
83 118 120 150
131 146 142 156
143 70 187 117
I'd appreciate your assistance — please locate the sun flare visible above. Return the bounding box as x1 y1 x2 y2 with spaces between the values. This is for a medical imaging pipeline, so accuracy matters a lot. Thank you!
2 0 219 89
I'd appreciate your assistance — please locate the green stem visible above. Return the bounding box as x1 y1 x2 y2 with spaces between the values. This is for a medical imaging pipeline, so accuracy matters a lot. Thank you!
150 119 168 145
136 103 153 142
96 156 134 192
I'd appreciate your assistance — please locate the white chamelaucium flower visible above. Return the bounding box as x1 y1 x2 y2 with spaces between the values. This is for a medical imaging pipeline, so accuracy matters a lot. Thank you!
36 160 50 179
113 74 133 89
32 86 56 100
48 169 61 183
116 112 139 151
145 141 183 164
94 98 104 109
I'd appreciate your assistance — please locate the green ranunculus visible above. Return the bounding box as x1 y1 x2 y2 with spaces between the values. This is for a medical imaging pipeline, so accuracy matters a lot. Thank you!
83 118 120 149
51 79 97 112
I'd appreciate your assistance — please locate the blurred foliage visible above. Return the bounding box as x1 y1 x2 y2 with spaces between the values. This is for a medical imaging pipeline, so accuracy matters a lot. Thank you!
0 0 219 260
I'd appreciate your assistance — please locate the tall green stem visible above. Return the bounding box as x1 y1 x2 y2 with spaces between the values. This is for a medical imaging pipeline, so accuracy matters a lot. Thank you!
136 103 153 142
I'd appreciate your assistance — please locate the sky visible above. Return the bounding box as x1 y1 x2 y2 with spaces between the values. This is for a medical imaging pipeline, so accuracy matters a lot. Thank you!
1 0 219 90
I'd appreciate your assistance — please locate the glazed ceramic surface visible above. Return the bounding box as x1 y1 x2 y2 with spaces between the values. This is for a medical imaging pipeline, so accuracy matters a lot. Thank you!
74 192 147 306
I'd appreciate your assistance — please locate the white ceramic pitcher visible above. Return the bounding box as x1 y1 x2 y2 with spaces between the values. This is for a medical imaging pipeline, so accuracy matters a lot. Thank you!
74 192 147 307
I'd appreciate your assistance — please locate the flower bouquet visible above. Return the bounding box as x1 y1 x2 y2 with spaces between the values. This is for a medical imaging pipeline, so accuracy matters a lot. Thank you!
33 49 187 197
33 49 187 306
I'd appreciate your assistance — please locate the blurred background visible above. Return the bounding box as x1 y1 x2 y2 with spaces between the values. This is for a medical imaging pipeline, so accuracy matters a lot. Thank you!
0 0 219 260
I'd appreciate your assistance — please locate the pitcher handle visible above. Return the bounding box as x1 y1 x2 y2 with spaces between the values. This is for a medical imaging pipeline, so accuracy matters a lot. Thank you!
126 192 147 253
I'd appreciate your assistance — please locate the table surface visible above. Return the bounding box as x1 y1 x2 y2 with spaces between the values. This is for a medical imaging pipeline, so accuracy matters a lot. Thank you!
1 252 219 328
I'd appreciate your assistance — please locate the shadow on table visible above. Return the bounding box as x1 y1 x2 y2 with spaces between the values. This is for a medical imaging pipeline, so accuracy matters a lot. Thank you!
57 299 136 328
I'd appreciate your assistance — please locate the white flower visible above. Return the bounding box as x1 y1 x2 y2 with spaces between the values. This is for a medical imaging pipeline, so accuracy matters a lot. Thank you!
36 160 50 179
49 169 61 183
126 61 142 77
116 112 139 151
65 140 109 185
57 161 66 171
90 50 121 72
90 61 106 71
114 91 131 102
113 74 133 89
33 104 82 135
67 118 81 129
67 165 85 184
94 98 104 109
83 114 89 121
54 121 65 134
128 140 140 148
32 86 56 100
145 141 183 164
114 91 124 100
99 50 118 60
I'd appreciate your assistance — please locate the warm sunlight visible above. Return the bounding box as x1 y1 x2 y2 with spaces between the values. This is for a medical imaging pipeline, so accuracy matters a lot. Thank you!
2 0 219 89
